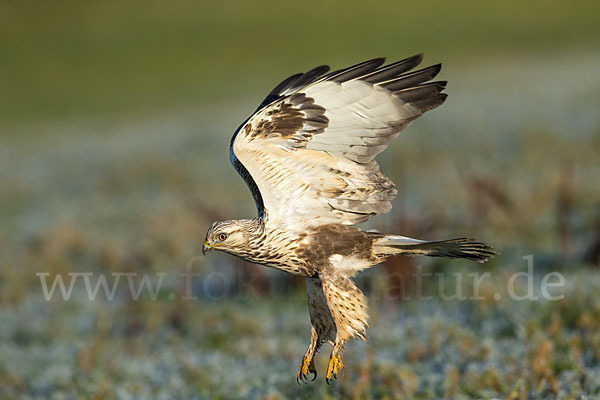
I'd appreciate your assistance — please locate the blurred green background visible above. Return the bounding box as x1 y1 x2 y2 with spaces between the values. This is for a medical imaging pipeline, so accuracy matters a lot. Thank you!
1 0 600 398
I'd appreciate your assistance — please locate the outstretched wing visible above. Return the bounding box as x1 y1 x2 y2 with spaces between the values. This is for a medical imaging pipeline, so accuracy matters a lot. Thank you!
230 55 446 231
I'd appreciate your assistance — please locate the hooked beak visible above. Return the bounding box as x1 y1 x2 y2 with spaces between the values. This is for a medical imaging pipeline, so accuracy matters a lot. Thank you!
202 241 212 255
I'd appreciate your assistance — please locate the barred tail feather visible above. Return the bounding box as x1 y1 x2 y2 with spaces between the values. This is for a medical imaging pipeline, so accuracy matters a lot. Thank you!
374 235 496 263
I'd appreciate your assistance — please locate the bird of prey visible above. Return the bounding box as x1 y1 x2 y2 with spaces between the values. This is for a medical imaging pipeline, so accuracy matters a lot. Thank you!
203 55 495 383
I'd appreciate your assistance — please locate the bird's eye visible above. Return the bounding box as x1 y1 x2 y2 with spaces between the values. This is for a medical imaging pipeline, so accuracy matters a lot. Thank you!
218 233 228 241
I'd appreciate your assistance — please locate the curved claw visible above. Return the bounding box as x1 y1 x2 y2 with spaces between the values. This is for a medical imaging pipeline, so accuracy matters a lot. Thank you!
325 353 344 384
297 355 317 384
297 369 308 385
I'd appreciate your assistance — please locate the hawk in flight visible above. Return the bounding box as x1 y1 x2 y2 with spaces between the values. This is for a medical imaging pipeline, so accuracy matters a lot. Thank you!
203 55 495 383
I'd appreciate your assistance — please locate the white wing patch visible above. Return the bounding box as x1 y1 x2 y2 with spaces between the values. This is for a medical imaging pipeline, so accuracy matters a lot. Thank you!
304 81 420 163
230 56 447 233
328 254 373 276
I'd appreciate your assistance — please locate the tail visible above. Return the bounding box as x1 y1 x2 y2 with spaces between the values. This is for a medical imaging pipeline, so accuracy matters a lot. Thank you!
373 235 496 263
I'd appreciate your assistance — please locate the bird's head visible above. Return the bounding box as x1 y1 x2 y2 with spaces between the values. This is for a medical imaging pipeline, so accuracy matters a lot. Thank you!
203 219 261 256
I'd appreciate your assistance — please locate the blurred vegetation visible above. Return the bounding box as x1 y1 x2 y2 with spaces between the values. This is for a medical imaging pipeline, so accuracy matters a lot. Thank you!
1 0 600 126
1 0 600 398
3 273 600 399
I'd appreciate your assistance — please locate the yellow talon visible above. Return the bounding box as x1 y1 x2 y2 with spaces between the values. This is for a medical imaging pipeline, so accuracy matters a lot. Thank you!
297 355 317 383
301 358 310 376
326 354 344 383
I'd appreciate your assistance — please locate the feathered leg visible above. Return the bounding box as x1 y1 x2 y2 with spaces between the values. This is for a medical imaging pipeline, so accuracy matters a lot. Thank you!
298 278 335 383
297 325 319 383
320 271 369 383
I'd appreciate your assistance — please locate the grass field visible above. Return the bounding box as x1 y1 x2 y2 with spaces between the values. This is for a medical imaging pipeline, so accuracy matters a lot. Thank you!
2 270 600 399
1 1 600 398
2 0 600 125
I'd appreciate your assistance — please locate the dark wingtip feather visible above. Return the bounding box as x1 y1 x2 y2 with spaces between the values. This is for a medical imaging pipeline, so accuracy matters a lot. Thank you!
258 65 330 111
292 64 330 90
260 55 445 114
394 81 447 103
410 92 448 112
362 54 426 84
328 57 387 83
267 72 303 97
379 64 443 91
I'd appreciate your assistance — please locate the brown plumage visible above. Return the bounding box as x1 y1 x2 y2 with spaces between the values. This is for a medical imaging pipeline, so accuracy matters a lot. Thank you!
203 55 495 383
